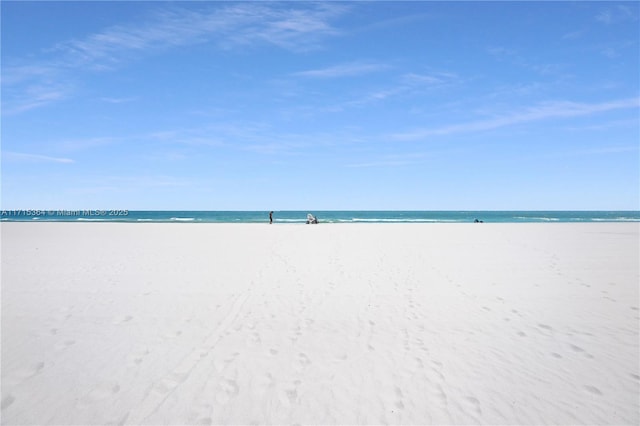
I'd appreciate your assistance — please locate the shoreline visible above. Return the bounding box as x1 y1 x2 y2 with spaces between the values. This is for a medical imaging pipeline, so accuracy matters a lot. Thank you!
2 210 639 224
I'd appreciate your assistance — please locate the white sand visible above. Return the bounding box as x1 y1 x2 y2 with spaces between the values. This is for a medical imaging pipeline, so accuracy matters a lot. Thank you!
1 222 638 425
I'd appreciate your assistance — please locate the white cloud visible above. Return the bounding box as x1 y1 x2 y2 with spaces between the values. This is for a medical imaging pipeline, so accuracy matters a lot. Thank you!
346 159 416 168
320 70 460 112
1 64 60 86
2 151 74 164
391 98 640 141
562 30 585 40
3 3 349 114
2 85 69 115
596 10 613 25
596 5 638 25
486 46 516 58
54 3 347 69
402 72 459 87
294 62 388 78
99 96 138 104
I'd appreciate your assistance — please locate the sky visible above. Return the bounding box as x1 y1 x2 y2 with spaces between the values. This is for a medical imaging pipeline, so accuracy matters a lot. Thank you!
1 1 639 210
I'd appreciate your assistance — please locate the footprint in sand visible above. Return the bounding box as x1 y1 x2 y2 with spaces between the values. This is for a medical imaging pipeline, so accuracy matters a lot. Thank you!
394 387 405 410
128 349 150 367
278 380 301 407
464 396 482 415
214 352 240 373
54 340 76 351
3 362 45 386
82 382 121 404
246 332 261 346
583 385 602 395
569 344 594 358
215 379 239 404
297 353 311 368
188 404 213 426
153 372 189 395
1 394 15 411
427 383 449 418
112 315 133 325
289 326 302 342
256 373 275 394
431 365 445 380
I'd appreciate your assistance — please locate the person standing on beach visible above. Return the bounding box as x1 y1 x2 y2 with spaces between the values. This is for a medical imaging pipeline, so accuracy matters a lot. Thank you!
269 211 273 224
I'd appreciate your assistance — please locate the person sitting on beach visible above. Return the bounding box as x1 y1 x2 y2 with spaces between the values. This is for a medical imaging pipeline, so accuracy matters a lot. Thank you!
306 213 318 224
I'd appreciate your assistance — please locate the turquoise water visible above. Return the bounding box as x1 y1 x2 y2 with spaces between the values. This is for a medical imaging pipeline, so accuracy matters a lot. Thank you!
2 210 639 223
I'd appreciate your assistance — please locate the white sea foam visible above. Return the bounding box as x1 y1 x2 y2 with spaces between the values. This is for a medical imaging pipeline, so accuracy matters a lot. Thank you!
592 218 640 222
170 217 195 222
350 218 461 223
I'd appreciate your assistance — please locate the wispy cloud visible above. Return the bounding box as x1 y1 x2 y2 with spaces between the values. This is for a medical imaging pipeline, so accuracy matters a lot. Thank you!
325 70 461 111
391 98 640 141
346 152 429 168
3 3 349 114
2 84 70 115
53 3 347 69
596 5 638 25
486 46 517 58
346 159 417 168
402 72 460 87
1 64 60 86
487 45 566 77
99 96 138 104
562 30 585 40
565 118 639 132
595 39 638 59
293 62 388 78
572 146 638 155
56 136 123 151
2 151 74 164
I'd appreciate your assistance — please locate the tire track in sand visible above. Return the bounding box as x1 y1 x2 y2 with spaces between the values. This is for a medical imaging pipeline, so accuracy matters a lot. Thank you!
126 291 250 424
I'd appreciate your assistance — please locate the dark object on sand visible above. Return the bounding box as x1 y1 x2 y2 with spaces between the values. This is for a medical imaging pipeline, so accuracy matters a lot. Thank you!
306 213 318 224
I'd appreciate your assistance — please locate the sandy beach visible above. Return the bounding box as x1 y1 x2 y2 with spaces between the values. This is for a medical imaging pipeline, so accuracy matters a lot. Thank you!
1 222 638 425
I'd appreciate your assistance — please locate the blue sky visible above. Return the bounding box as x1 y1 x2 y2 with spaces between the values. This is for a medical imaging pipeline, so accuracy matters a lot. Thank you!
2 1 639 210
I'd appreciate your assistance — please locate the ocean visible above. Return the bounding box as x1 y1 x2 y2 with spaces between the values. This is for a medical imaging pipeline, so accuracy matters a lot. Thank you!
2 210 639 223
